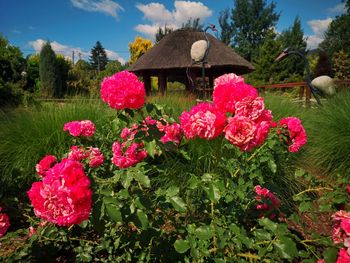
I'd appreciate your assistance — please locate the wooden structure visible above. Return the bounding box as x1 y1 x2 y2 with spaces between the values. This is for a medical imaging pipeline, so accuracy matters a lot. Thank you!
128 29 254 95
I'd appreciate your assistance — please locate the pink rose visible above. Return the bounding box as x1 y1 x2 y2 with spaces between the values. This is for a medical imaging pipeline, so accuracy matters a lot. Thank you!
278 117 307 153
64 120 96 137
0 207 10 238
112 142 147 169
36 155 57 177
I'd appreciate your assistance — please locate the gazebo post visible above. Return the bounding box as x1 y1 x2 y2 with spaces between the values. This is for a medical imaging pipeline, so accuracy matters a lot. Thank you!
158 71 167 95
142 72 152 96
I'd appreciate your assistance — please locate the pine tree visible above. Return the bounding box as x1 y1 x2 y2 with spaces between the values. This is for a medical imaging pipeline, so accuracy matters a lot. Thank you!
314 51 333 77
181 18 203 31
39 42 61 98
89 41 108 73
155 25 173 43
230 0 280 61
218 8 234 45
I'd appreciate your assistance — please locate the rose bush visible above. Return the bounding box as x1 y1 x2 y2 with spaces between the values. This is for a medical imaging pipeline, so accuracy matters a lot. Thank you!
1 71 345 262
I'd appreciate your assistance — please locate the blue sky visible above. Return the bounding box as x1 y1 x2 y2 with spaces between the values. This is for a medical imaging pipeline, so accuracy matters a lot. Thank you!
0 0 346 63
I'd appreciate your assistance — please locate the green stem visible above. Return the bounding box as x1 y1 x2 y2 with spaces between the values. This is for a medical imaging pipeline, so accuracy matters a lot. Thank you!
294 187 333 198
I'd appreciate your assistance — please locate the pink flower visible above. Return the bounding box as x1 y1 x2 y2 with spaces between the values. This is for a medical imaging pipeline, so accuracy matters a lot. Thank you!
112 142 147 169
332 210 350 244
254 185 281 217
279 117 307 153
224 116 256 151
87 147 104 168
180 102 226 140
160 122 182 145
235 97 265 121
213 73 258 114
0 207 10 238
100 71 145 110
27 159 92 226
68 146 88 161
36 155 57 177
336 248 350 263
347 186 350 195
63 120 96 137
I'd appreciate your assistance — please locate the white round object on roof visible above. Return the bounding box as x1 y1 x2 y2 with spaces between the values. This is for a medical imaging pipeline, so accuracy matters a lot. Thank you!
190 40 208 62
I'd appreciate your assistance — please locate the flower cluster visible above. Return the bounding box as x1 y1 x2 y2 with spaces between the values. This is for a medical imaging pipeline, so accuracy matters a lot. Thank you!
63 120 96 137
68 146 104 168
101 71 145 110
36 155 57 177
27 158 92 226
180 102 226 140
255 185 281 218
213 73 258 114
0 207 10 238
278 117 307 152
332 210 350 262
112 141 147 169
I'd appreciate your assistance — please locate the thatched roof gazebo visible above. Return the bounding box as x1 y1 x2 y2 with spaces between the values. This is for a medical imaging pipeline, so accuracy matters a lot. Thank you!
128 28 254 95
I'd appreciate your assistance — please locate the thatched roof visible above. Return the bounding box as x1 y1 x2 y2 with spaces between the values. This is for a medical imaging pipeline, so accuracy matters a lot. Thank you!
128 28 254 76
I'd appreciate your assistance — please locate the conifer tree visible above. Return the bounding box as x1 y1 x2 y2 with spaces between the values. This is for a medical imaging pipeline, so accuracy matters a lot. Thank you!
89 41 108 73
39 42 61 98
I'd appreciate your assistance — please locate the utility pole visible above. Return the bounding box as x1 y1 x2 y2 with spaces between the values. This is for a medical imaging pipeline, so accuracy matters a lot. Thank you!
72 50 75 65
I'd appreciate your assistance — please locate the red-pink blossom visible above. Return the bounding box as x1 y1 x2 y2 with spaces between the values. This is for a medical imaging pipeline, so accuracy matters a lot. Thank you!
87 147 104 168
100 71 145 110
68 146 88 161
336 248 350 263
63 120 96 137
112 141 147 169
254 185 281 218
213 74 258 114
27 159 92 226
0 207 10 238
235 97 265 120
279 117 307 152
180 102 226 140
332 210 350 244
160 122 182 145
224 116 256 151
36 155 57 177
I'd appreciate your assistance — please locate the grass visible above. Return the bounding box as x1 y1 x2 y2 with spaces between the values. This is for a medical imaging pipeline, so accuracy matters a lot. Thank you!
0 100 114 197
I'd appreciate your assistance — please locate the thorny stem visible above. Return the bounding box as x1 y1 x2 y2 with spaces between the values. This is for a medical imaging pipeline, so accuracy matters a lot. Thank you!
294 187 333 198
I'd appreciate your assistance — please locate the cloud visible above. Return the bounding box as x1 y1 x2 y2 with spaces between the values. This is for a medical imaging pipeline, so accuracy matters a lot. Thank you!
70 0 123 18
306 18 332 49
28 39 125 64
327 2 346 14
134 1 213 38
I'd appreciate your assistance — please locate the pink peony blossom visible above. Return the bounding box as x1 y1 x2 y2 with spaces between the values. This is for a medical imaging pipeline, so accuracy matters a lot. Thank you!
68 146 88 161
213 73 258 114
63 120 96 137
332 210 350 244
160 122 182 145
27 159 92 226
112 141 147 169
0 207 10 238
254 185 281 218
87 147 104 168
100 71 145 110
36 155 57 177
279 117 307 153
180 102 226 140
336 248 350 263
235 96 265 120
224 116 256 151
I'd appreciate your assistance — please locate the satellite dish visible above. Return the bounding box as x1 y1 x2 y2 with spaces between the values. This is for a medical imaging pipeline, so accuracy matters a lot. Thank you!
190 40 208 62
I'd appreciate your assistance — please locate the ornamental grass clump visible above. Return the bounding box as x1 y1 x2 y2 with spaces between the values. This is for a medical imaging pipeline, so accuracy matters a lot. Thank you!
3 71 346 262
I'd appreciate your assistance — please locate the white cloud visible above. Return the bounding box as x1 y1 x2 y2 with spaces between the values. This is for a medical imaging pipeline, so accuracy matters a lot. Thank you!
70 0 123 18
28 39 125 64
306 18 332 49
327 2 346 14
134 1 213 38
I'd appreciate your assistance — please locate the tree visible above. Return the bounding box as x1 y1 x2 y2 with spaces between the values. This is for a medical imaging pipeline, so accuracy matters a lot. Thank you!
218 8 234 45
155 25 173 43
56 54 72 95
333 50 350 79
277 16 307 80
319 14 350 58
181 18 203 31
39 42 61 98
230 0 280 61
89 41 108 73
25 54 40 92
128 36 153 64
314 51 333 77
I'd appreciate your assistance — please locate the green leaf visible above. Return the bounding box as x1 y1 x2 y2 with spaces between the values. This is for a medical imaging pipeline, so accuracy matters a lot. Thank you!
145 103 154 113
195 225 212 240
145 140 157 158
105 203 122 223
166 186 179 197
259 218 278 232
202 173 213 182
188 176 200 190
170 196 187 212
274 236 298 260
299 201 312 212
323 247 338 263
174 239 190 254
134 173 151 188
121 171 133 189
136 209 149 229
268 159 277 173
208 184 221 202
